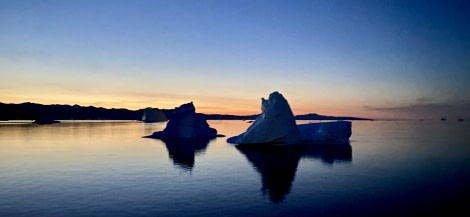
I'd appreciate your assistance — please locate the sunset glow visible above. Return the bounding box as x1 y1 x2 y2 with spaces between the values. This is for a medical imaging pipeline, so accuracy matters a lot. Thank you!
1 0 469 120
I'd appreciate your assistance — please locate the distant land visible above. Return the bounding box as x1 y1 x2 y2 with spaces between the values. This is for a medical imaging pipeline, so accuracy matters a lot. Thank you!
0 102 373 121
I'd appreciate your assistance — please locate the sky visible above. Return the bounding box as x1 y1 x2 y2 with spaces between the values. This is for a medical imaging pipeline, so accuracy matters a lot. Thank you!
1 0 469 120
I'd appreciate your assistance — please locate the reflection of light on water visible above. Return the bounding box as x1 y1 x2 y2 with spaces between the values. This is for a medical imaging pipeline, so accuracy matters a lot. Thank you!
206 120 254 138
142 121 167 136
0 120 469 216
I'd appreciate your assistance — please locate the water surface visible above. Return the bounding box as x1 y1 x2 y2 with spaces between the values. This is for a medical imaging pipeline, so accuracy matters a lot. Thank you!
1 120 469 216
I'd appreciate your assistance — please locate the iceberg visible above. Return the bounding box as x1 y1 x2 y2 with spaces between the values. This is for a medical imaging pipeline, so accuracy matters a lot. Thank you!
142 107 167 123
298 121 351 145
144 102 217 139
227 91 302 145
227 91 352 145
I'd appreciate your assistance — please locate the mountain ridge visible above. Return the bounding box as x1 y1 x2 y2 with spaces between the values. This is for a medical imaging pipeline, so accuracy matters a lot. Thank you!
0 102 373 121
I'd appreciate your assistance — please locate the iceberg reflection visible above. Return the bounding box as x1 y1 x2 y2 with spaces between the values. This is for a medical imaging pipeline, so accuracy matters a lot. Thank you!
301 143 352 164
160 138 211 171
236 143 352 203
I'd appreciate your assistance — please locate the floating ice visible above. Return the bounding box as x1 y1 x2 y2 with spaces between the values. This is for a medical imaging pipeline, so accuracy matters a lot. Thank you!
227 91 302 145
297 121 351 144
144 102 217 139
142 107 167 123
227 92 352 145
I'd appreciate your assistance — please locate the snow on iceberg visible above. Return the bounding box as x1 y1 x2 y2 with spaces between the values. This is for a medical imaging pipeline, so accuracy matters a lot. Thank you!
227 91 352 145
144 102 217 139
227 91 302 145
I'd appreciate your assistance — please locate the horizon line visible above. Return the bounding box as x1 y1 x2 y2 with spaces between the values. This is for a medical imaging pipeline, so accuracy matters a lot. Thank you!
0 101 375 120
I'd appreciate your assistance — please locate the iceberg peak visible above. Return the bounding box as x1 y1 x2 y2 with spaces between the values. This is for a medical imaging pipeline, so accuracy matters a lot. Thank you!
228 91 302 145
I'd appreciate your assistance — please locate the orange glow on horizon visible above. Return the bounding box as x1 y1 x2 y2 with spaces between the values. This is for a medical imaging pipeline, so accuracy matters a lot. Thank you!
2 94 391 119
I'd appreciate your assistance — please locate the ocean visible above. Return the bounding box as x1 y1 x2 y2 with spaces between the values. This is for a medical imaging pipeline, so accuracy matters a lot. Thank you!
1 120 469 217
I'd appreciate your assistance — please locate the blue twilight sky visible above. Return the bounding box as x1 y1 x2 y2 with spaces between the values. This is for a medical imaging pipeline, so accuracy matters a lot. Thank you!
1 0 469 119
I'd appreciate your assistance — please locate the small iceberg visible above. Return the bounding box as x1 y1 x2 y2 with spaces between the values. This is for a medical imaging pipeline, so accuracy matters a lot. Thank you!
227 91 351 145
142 107 167 123
144 102 218 139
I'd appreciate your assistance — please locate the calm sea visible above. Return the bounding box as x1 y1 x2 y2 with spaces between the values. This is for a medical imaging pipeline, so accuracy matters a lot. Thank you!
1 120 469 217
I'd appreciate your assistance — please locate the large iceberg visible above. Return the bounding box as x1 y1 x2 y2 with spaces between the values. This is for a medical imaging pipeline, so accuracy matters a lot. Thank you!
227 91 352 145
227 91 302 144
144 102 217 139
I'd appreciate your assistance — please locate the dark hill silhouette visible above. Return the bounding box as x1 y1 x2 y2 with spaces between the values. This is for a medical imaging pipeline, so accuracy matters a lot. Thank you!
0 102 169 121
0 102 372 121
294 113 372 121
202 113 372 121
199 113 259 120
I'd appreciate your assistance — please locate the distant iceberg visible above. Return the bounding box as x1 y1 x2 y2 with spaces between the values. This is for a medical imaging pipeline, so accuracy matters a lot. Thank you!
142 107 167 123
144 102 218 139
227 92 351 145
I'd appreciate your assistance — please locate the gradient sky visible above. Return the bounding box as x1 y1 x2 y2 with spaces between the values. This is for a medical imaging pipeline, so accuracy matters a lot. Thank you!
1 0 469 119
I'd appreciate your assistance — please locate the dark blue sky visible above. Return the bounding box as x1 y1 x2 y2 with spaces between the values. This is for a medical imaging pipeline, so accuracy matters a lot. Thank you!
1 0 469 119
